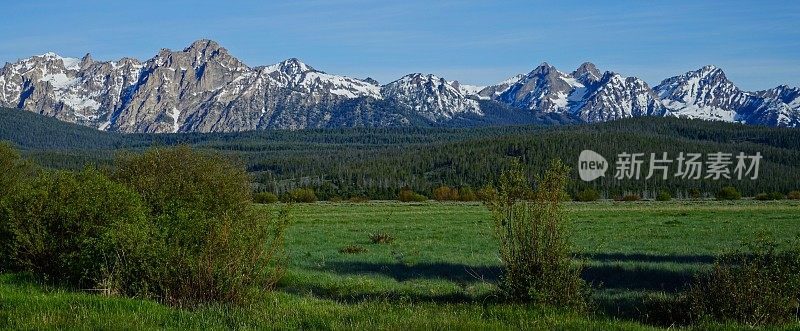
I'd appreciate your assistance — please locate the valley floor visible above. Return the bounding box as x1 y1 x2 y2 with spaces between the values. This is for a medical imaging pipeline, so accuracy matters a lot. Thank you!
2 200 799 329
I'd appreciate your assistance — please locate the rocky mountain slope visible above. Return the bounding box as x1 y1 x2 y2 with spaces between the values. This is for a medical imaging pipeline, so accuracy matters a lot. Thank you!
0 39 797 133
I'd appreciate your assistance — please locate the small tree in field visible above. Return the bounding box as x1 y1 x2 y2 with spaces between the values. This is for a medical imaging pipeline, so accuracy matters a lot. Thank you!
484 159 588 309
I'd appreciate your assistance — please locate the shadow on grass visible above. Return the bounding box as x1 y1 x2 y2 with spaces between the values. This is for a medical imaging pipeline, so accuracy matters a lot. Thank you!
578 252 715 264
297 260 702 326
319 259 698 293
323 262 500 283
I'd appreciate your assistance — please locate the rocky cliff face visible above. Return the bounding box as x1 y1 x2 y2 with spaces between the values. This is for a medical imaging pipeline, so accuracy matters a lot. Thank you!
0 39 797 132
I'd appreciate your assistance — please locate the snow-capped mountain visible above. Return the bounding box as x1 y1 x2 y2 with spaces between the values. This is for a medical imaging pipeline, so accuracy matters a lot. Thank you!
654 66 800 127
476 62 665 122
0 39 798 132
481 62 580 113
381 74 482 121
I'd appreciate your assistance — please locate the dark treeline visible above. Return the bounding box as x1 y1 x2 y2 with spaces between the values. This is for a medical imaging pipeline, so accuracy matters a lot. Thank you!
2 107 800 199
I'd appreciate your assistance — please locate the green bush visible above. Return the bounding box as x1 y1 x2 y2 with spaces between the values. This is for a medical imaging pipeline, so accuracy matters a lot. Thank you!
688 188 702 199
768 192 785 200
398 188 427 202
574 188 600 202
656 191 672 201
687 236 800 326
253 191 279 204
715 186 741 200
114 146 289 306
788 191 800 200
476 185 498 202
0 168 148 290
0 142 28 197
287 188 317 203
433 185 460 201
754 192 784 201
458 186 477 201
484 159 589 309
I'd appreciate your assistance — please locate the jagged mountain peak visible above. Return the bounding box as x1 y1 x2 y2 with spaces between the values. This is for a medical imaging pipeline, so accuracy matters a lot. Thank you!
531 62 557 74
263 58 315 75
572 62 601 83
184 39 223 53
382 72 481 121
394 72 446 84
361 77 380 86
27 52 81 70
79 53 93 66
1 40 798 131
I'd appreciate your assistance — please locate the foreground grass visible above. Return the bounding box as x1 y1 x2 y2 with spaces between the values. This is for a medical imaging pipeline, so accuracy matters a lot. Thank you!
2 200 799 329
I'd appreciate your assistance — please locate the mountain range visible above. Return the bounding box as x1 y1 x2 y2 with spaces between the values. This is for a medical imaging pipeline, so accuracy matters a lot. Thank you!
1 39 798 133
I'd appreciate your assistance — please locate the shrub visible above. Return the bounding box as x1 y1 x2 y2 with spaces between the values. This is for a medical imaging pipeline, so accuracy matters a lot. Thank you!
433 185 460 201
754 192 783 201
458 186 477 201
288 188 317 203
253 191 279 204
574 188 600 202
114 146 288 306
0 168 148 290
754 193 770 200
687 236 800 326
715 186 741 200
656 191 672 201
788 190 800 200
339 245 367 254
0 142 28 197
398 188 427 202
476 185 498 202
768 192 785 200
0 142 29 269
370 233 395 244
484 159 589 309
688 188 702 199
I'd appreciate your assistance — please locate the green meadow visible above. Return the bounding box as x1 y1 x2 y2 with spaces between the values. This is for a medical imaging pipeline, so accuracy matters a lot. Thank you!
2 200 799 329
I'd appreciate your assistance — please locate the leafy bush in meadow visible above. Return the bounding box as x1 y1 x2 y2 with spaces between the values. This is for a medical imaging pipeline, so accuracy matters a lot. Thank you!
0 142 28 197
687 236 800 326
656 191 672 201
433 185 460 201
484 159 589 309
458 186 477 201
787 190 800 200
0 168 148 290
286 188 317 203
398 188 427 202
253 191 279 204
113 146 289 305
574 188 600 202
715 186 741 200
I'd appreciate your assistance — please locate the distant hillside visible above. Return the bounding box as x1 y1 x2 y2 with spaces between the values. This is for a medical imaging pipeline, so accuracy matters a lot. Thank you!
2 107 799 198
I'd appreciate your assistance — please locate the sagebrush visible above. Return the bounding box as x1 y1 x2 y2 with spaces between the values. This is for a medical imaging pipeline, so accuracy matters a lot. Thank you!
484 159 589 309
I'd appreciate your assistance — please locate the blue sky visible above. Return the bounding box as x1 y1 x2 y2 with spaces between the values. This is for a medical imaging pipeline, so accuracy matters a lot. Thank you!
1 0 797 90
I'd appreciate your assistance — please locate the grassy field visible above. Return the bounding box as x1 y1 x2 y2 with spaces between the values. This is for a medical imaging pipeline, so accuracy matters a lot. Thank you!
2 200 799 329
